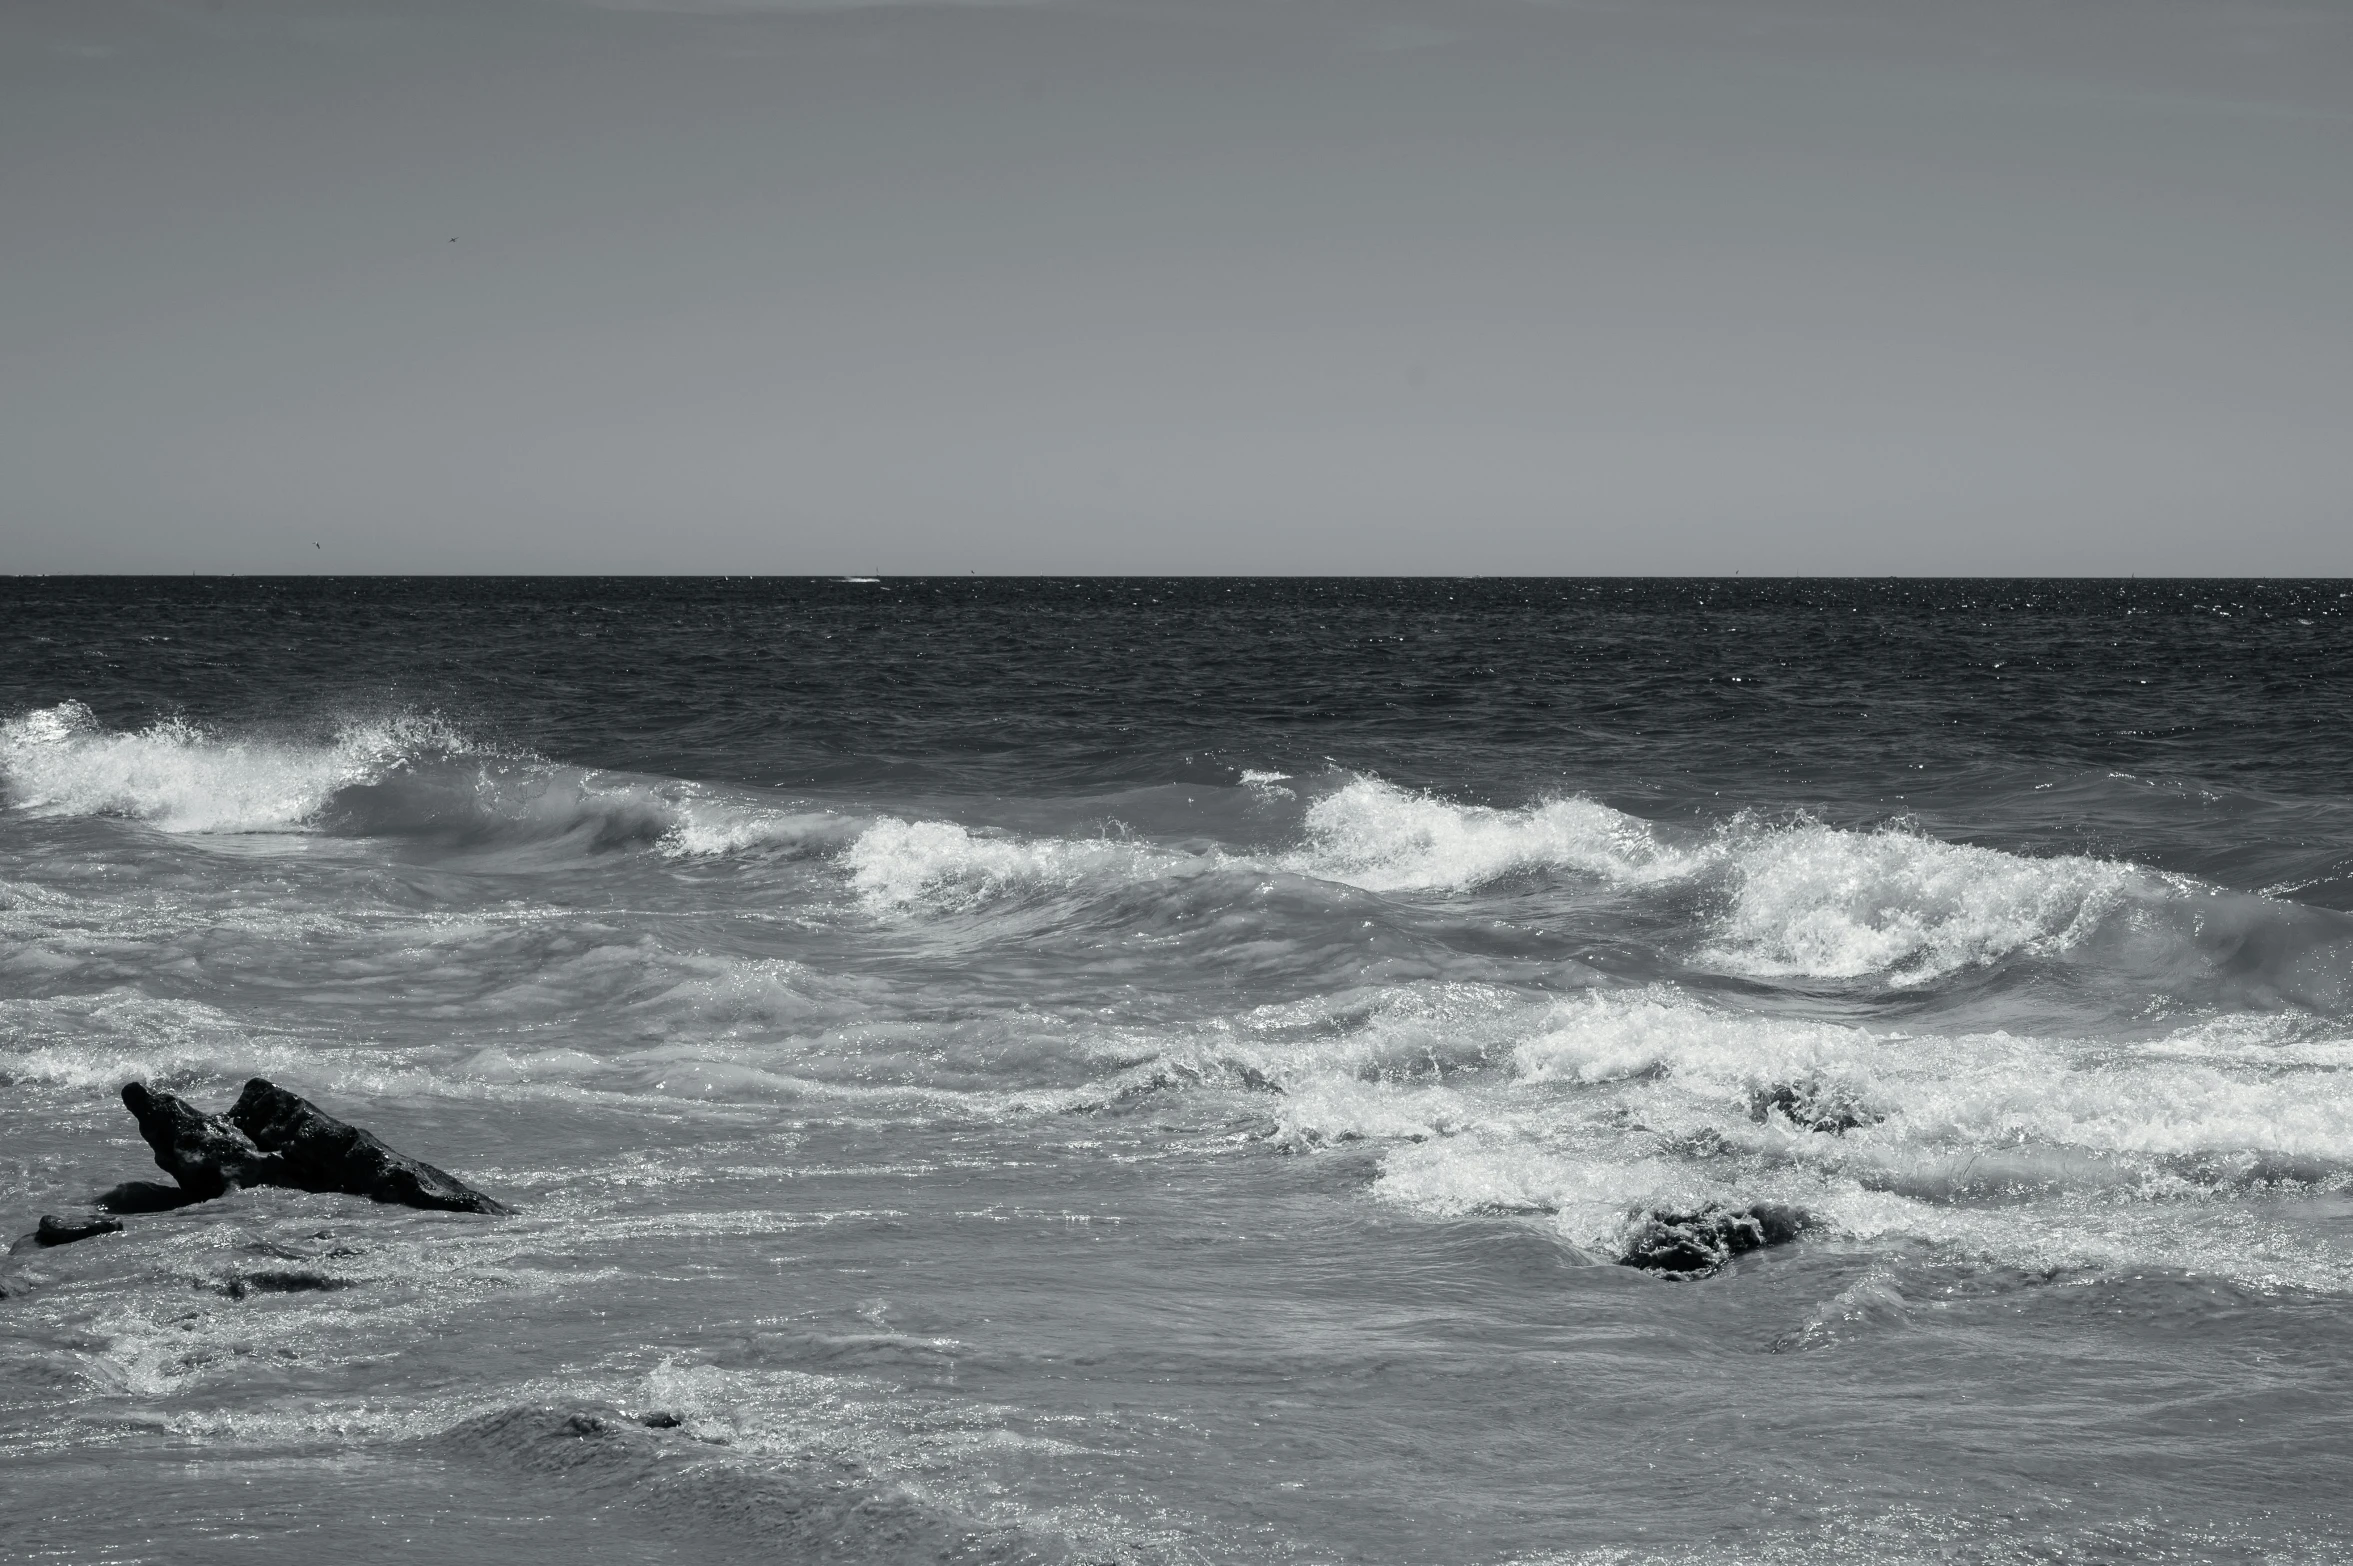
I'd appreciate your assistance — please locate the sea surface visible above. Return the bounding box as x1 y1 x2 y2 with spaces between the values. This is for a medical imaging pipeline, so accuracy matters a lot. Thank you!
2 577 2349 1565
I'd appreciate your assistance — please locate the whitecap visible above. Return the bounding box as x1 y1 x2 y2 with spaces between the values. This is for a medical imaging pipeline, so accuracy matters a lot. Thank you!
0 701 475 834
1284 777 1702 893
1699 819 2146 986
843 816 1189 912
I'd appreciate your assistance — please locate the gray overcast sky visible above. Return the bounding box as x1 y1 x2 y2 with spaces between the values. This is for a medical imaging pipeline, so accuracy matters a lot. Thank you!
2 0 2348 574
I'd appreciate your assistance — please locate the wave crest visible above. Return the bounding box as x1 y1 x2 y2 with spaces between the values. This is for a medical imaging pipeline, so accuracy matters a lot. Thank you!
0 701 848 856
1701 821 2146 986
845 816 1186 911
0 701 472 834
1287 777 1701 892
1284 779 2158 988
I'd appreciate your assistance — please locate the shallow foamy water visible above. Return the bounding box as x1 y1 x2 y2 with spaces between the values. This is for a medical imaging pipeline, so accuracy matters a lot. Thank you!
4 579 2350 1563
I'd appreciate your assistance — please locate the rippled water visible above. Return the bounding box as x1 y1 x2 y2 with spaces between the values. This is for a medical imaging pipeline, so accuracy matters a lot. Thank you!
3 578 2350 1564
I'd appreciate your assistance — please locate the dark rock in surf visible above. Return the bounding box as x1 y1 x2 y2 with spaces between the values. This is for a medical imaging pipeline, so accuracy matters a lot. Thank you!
99 1180 206 1214
1619 1202 1810 1277
118 1077 512 1215
225 1078 513 1215
639 1411 684 1429
1749 1079 1878 1136
215 1268 350 1300
36 1212 124 1247
121 1081 289 1200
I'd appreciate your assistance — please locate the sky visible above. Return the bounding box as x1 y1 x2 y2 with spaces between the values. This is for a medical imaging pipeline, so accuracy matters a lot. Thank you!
2 0 2349 575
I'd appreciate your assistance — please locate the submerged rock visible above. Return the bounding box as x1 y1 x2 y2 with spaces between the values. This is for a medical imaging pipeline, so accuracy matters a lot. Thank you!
215 1269 351 1300
36 1213 124 1247
1749 1079 1879 1136
1619 1202 1810 1276
98 1180 206 1214
119 1077 512 1216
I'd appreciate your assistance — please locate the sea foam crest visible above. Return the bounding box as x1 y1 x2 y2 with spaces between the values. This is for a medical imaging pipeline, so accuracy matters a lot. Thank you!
840 776 2167 989
845 816 1190 911
0 701 471 834
1285 776 2170 983
1511 987 1858 1086
0 700 845 854
1702 821 2146 985
1287 777 1701 892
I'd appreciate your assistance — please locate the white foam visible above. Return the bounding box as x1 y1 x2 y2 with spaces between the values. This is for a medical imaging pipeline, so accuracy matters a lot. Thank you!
1307 986 2353 1288
1279 777 2190 986
844 816 1190 911
1268 1078 1479 1151
0 701 471 834
1700 820 2146 985
1512 988 1855 1086
0 701 858 859
1510 990 2353 1173
1286 777 1701 893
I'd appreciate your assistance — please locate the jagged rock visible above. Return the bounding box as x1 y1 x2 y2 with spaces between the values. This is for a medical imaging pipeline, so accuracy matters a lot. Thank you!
226 1078 513 1215
36 1213 124 1247
118 1077 512 1216
1749 1079 1878 1136
1619 1202 1810 1276
215 1269 350 1300
121 1082 288 1199
99 1180 205 1214
639 1411 684 1429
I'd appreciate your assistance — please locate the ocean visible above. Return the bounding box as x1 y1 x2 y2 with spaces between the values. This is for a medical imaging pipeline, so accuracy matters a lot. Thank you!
2 577 2348 1564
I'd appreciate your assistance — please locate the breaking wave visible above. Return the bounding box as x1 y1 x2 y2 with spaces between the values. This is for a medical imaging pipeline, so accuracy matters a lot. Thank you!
840 777 2341 996
1697 820 2152 985
0 702 839 857
0 701 474 834
1284 777 1702 891
844 816 1194 912
1280 779 2176 986
8 710 2338 998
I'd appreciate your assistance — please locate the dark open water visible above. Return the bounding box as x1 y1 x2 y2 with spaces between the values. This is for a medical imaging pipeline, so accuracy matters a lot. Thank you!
2 578 2350 1564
